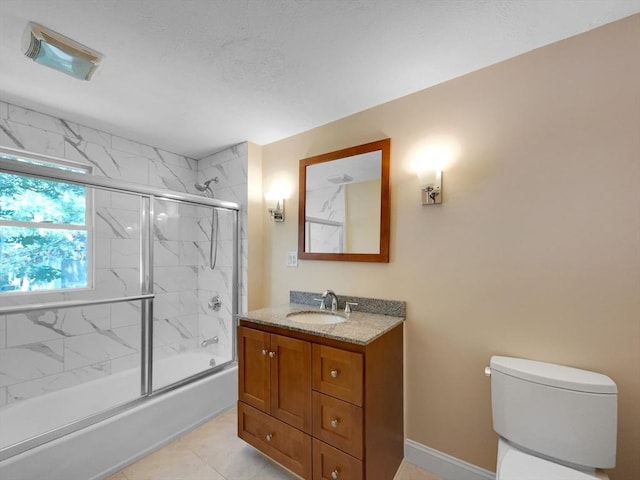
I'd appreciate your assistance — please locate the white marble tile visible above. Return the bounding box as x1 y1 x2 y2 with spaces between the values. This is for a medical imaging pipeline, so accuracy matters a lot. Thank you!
64 330 137 370
154 266 197 294
111 301 142 329
96 207 141 239
199 142 247 167
64 121 112 148
0 102 8 119
8 305 110 340
178 202 200 219
154 292 181 320
198 266 233 295
0 119 65 157
111 135 158 158
156 149 197 169
111 191 143 211
6 361 109 404
193 216 213 242
0 315 6 348
0 386 7 407
109 352 140 374
7 104 70 136
93 187 112 208
180 240 206 266
149 158 196 192
95 238 112 269
63 140 110 176
0 340 64 387
95 268 141 297
179 291 199 315
6 311 65 347
154 240 180 266
110 325 141 353
153 214 182 242
111 239 140 268
152 315 198 346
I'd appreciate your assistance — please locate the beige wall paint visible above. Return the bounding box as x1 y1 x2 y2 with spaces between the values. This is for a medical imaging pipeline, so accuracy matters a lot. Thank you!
257 15 640 479
247 142 264 310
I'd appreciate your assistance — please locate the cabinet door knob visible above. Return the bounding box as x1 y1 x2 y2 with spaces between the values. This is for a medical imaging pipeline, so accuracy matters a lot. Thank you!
265 433 273 442
261 349 269 356
268 351 276 358
330 418 339 428
330 369 339 378
331 469 339 479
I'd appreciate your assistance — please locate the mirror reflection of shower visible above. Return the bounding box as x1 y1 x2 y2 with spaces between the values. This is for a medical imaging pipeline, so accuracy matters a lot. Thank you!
195 177 220 270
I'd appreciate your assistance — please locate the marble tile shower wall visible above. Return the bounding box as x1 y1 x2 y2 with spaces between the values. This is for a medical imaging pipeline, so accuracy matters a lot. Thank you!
197 143 249 363
0 101 247 407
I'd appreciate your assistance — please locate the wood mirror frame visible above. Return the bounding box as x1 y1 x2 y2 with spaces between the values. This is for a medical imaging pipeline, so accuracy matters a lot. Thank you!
297 138 390 262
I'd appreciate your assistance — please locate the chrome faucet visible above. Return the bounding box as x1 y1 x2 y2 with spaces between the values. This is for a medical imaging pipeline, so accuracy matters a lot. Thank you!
321 289 339 312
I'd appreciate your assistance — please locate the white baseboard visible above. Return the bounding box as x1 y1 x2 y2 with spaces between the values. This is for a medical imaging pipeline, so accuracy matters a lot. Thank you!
405 439 495 480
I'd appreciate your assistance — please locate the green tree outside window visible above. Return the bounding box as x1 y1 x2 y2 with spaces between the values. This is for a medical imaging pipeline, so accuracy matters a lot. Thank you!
0 159 91 293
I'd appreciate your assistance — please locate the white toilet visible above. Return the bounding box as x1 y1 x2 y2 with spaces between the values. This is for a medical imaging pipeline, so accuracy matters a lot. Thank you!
489 355 617 480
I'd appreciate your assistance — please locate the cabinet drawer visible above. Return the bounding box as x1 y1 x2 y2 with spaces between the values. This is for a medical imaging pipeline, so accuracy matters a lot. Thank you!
312 392 363 459
238 402 312 478
313 439 363 480
313 345 363 406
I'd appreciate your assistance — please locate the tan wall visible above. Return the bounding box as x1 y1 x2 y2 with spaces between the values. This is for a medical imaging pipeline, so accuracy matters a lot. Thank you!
247 142 264 310
257 15 640 479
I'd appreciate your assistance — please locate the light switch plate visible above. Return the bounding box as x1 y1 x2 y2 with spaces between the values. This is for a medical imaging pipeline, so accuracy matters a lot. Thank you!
286 251 298 267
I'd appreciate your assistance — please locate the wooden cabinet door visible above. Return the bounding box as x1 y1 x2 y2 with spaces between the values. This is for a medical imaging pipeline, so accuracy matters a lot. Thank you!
271 333 312 433
238 326 271 413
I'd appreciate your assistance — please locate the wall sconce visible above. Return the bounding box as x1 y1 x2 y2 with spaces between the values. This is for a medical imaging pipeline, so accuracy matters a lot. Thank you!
267 198 285 222
417 169 442 205
265 178 292 223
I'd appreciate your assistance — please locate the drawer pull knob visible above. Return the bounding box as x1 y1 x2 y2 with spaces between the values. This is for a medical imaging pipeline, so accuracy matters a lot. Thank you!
330 418 339 428
268 351 276 358
265 433 273 442
330 369 339 378
331 470 339 479
261 349 269 356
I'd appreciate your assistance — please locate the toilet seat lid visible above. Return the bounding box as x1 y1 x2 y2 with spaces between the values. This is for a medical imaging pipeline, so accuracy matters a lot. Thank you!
499 444 604 480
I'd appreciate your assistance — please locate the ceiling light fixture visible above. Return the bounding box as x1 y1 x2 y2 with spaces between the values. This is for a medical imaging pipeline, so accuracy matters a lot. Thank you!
22 22 102 81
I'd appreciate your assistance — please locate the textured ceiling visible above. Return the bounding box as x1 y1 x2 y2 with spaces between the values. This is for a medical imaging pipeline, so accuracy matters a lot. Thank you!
0 1 638 159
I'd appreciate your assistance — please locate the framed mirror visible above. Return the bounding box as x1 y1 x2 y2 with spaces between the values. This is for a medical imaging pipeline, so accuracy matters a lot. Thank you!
298 138 390 262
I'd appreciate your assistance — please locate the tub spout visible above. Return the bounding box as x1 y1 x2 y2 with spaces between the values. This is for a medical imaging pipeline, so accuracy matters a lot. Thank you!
201 336 219 347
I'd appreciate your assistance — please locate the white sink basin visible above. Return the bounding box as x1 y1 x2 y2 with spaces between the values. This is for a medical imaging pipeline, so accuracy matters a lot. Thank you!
287 311 347 325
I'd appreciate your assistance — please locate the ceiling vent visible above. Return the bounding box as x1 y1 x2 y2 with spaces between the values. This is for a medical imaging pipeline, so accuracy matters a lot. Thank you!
22 22 102 81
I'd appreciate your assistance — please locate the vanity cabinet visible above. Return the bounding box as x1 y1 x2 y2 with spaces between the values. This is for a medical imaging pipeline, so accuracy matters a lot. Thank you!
237 321 403 480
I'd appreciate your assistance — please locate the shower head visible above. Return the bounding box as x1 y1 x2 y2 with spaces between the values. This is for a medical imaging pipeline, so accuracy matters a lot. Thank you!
195 177 219 196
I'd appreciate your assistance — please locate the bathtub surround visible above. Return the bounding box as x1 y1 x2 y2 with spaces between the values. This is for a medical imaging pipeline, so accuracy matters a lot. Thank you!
0 103 248 459
0 364 237 480
259 16 640 480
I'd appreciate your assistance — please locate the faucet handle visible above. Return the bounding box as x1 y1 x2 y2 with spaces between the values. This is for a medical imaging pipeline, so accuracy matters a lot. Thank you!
345 302 358 313
313 297 327 310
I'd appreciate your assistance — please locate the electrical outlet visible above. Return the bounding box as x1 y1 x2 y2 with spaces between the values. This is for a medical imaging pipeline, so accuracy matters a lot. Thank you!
286 251 298 267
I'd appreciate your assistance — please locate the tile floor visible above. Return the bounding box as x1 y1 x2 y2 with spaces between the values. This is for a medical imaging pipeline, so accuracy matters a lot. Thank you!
107 406 442 480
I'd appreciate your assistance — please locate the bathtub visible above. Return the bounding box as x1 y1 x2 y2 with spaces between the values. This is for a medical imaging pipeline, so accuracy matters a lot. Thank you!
0 351 238 480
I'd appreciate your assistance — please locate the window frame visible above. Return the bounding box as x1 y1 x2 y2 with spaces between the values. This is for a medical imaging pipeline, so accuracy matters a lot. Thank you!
0 147 94 295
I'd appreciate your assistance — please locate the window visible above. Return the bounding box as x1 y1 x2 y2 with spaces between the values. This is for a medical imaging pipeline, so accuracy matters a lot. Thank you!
0 151 92 293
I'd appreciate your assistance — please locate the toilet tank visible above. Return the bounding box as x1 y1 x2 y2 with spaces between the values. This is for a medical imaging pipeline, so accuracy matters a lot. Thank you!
490 356 617 469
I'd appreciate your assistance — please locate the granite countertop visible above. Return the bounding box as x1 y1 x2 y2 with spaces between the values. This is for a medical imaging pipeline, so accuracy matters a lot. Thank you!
237 303 404 346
